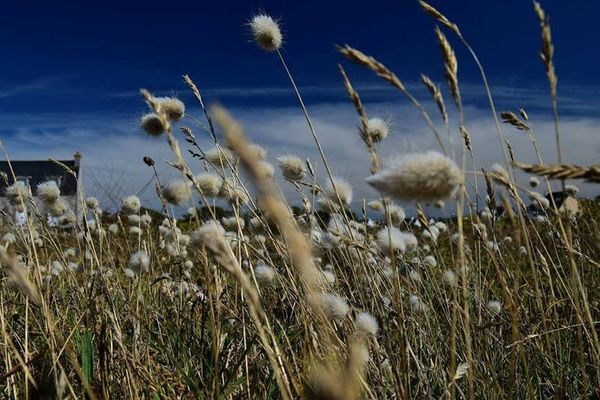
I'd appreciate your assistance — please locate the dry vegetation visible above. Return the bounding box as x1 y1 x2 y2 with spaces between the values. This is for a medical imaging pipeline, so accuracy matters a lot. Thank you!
1 2 599 399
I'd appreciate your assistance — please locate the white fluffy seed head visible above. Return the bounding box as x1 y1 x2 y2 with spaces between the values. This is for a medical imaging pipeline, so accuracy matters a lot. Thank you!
163 180 192 206
364 117 390 142
140 113 166 136
249 14 282 51
6 183 30 205
128 214 141 225
254 264 276 285
193 173 223 198
377 227 417 255
277 154 305 181
156 97 185 121
205 147 235 167
529 192 550 210
442 269 458 287
366 151 462 201
122 195 141 215
128 250 150 274
491 163 509 180
248 143 268 160
37 181 61 203
486 300 502 315
316 293 349 321
3 232 16 244
367 200 384 212
256 161 275 178
48 199 68 217
325 177 353 207
85 196 99 209
423 255 437 268
529 176 540 188
409 294 427 312
389 204 406 225
355 311 379 336
141 213 152 225
529 176 540 187
220 181 249 205
190 221 225 248
59 210 77 225
565 184 579 195
108 224 119 234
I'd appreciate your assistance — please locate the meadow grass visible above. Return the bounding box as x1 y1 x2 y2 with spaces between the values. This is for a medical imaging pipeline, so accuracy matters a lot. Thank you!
1 2 599 398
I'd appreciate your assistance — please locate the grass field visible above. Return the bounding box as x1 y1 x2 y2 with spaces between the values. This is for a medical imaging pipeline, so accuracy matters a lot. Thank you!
1 2 599 398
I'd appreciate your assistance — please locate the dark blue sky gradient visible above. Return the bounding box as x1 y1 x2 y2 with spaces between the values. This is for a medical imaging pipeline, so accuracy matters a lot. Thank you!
0 0 598 115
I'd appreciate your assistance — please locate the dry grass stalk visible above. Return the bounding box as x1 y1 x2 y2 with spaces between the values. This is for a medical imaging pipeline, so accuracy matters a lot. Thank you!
515 162 600 183
420 73 448 124
434 26 461 109
534 1 563 167
501 111 531 132
338 64 380 173
211 105 323 293
419 1 461 37
338 44 448 155
459 125 472 153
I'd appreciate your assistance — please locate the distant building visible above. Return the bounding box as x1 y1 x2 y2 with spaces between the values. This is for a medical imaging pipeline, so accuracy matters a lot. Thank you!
0 152 83 223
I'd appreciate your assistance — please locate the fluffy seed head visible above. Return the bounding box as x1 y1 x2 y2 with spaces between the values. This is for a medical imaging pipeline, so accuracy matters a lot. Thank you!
377 227 417 255
122 195 141 215
193 173 223 198
249 14 282 51
355 311 379 336
140 113 166 136
316 293 349 321
128 250 150 274
156 97 185 121
565 184 579 195
108 224 119 234
59 210 76 225
529 192 550 210
190 221 225 248
6 183 30 205
205 147 235 167
491 163 509 180
3 232 16 244
409 294 427 312
367 151 462 201
254 264 276 285
364 117 390 142
442 269 458 287
529 176 540 188
276 154 305 181
37 181 60 203
367 200 384 212
423 255 437 268
248 143 267 160
220 180 249 205
163 180 192 206
256 161 275 178
325 177 353 206
48 199 68 217
486 300 502 315
389 204 406 225
85 197 99 209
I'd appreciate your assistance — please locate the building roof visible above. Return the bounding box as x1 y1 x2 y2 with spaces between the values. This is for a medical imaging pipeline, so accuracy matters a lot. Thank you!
0 159 80 196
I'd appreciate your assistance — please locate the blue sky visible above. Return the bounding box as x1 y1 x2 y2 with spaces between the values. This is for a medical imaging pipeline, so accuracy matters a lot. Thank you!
1 0 599 210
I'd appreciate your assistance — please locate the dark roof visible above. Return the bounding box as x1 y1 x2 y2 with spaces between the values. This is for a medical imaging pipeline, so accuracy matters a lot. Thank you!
0 160 80 196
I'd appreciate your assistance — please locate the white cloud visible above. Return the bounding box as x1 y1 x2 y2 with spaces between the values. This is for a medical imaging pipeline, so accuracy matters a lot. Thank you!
0 95 598 216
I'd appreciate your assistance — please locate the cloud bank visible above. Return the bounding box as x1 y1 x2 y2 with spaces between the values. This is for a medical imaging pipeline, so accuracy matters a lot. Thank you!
1 85 599 216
